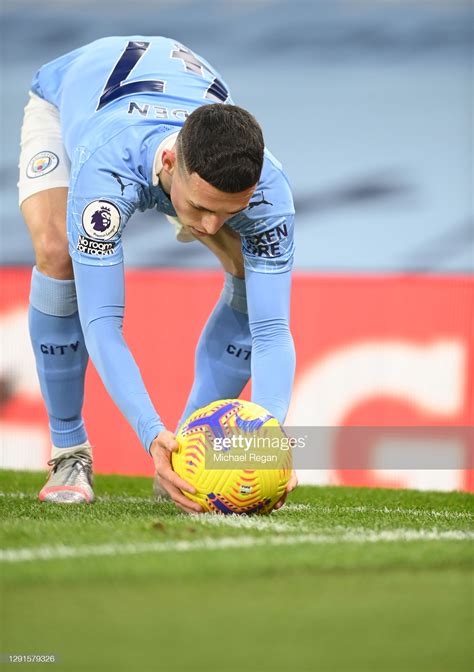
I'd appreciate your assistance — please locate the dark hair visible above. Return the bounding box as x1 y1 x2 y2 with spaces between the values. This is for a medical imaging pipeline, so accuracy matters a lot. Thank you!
177 104 264 193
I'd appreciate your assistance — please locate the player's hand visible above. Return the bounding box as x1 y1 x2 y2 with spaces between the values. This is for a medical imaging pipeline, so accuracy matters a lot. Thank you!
273 469 298 511
150 431 203 514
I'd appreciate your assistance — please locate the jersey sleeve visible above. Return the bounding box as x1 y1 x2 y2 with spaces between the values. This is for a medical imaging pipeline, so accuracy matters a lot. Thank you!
241 214 295 274
233 152 296 420
67 144 165 451
228 149 295 275
245 267 296 424
72 260 166 451
67 142 141 267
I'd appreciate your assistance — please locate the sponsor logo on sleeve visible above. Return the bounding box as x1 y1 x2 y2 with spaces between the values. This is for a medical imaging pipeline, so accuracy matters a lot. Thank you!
76 235 116 257
82 200 121 240
242 222 288 258
26 151 59 179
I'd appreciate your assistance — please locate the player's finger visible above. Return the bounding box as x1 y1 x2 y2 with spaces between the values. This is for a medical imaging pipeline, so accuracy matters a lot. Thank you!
160 434 179 452
286 470 298 492
173 495 202 514
170 489 202 513
273 491 288 511
174 501 201 515
159 476 202 512
162 466 197 495
158 474 201 509
155 452 196 493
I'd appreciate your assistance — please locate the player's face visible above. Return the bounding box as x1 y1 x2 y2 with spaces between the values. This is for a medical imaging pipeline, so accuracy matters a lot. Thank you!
168 157 256 237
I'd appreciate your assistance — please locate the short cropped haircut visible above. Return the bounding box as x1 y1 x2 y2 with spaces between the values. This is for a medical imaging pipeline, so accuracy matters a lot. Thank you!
177 104 264 193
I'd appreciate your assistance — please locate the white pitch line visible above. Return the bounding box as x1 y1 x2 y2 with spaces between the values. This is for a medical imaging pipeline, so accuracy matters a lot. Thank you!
1 491 472 521
284 503 312 512
193 513 300 533
0 491 154 504
1 528 472 563
285 502 473 521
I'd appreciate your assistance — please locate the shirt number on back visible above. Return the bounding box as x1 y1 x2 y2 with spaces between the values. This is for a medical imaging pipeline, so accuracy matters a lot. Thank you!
96 41 165 111
97 39 229 111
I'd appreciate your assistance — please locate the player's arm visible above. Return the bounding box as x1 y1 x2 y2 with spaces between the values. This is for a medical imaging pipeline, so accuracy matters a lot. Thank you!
245 268 295 422
245 267 298 508
242 214 296 422
72 262 200 513
243 214 298 507
68 153 201 512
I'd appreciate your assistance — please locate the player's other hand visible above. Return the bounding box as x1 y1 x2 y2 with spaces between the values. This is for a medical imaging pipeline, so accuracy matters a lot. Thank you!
273 469 298 511
150 431 203 514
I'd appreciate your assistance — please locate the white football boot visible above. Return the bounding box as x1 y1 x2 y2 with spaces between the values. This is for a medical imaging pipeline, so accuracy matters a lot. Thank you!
39 443 94 504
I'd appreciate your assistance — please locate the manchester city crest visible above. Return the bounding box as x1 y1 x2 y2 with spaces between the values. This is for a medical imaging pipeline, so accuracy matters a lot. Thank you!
26 151 59 179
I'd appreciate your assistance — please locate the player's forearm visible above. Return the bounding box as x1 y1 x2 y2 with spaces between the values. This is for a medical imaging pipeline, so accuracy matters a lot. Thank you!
83 315 165 450
245 267 295 422
72 260 164 452
249 317 296 423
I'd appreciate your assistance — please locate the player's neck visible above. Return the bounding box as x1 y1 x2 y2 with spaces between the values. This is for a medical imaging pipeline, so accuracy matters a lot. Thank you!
157 168 172 196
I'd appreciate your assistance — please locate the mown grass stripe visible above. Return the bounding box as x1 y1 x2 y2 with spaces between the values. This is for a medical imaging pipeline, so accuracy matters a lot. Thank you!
1 528 472 563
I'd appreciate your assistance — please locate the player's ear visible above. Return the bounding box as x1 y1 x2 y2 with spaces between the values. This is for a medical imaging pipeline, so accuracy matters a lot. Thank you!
161 149 176 174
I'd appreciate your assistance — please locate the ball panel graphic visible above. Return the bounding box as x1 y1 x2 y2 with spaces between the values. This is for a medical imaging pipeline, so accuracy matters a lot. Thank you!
172 399 291 514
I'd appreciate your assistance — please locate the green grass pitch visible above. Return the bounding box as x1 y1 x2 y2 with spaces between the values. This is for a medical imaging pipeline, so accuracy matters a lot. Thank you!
1 470 472 672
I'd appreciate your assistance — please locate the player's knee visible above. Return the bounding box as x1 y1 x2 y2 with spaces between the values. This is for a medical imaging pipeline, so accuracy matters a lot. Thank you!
35 230 72 279
21 188 71 278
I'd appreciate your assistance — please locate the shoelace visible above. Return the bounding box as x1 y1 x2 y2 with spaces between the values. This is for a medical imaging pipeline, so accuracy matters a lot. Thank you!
47 450 92 474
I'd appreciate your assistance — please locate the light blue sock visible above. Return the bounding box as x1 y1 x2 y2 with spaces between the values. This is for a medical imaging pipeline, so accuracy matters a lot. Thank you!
177 273 251 430
29 267 88 448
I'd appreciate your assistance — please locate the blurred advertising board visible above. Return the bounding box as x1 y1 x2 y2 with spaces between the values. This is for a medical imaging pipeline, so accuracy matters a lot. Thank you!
1 269 472 491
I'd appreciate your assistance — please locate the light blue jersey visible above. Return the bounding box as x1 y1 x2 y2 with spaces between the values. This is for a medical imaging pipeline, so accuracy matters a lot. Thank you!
30 37 296 451
32 36 294 275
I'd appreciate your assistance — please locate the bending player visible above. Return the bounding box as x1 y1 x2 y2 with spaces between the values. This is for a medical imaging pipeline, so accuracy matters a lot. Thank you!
18 36 297 511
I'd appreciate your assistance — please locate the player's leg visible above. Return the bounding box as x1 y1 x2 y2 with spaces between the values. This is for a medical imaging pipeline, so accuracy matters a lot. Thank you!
176 225 252 429
19 93 93 503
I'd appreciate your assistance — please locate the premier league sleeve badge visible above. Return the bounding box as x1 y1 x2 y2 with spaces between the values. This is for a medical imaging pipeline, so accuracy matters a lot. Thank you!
81 200 122 241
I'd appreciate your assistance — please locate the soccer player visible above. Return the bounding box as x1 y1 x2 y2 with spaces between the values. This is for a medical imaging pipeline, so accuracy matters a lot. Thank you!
19 36 297 511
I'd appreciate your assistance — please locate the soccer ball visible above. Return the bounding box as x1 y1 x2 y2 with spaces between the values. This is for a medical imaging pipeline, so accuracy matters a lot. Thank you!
172 399 292 514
